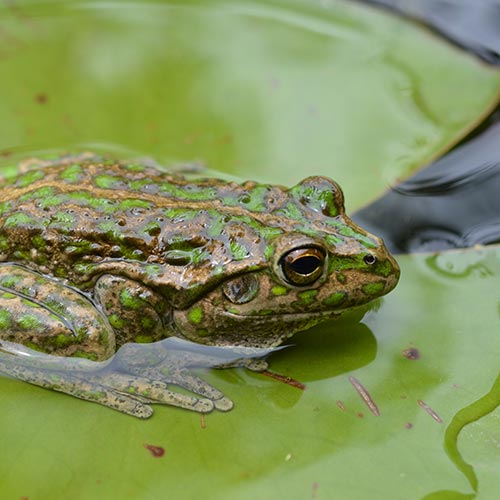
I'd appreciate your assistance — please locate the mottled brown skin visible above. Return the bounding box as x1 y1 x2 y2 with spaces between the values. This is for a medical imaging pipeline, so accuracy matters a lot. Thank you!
0 155 400 416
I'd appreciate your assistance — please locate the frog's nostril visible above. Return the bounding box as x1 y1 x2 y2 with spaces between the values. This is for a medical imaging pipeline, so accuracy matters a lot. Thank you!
363 254 377 265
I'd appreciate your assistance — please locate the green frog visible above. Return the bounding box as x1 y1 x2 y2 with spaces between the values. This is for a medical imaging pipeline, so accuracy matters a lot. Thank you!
0 154 399 417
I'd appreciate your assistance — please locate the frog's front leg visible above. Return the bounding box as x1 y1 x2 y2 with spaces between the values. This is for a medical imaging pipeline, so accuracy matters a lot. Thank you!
93 274 170 346
94 275 234 411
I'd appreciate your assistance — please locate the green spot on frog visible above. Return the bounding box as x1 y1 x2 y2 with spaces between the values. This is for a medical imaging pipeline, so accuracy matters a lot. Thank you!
277 202 305 222
73 263 97 275
159 183 217 201
140 317 156 329
4 212 37 228
239 185 269 211
0 309 12 329
323 291 346 306
142 221 161 237
374 259 394 278
123 163 146 172
188 307 203 324
0 274 22 288
271 285 288 296
97 221 124 239
337 225 378 249
128 178 152 191
15 170 44 187
50 212 76 232
13 249 31 261
229 241 249 261
290 182 340 217
94 174 120 189
264 245 274 260
325 234 343 246
144 264 163 279
118 198 152 211
0 201 12 216
108 313 125 329
59 163 84 183
0 236 9 252
31 235 46 250
18 314 44 331
336 273 346 283
134 335 153 343
120 288 143 310
73 351 99 361
329 254 365 272
257 309 274 315
297 290 318 305
362 282 385 296
54 334 74 347
64 240 93 256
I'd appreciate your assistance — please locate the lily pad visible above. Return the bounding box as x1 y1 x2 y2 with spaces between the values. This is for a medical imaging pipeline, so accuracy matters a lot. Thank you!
0 1 499 499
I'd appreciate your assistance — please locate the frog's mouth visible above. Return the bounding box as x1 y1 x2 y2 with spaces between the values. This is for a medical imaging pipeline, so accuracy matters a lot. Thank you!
220 308 345 322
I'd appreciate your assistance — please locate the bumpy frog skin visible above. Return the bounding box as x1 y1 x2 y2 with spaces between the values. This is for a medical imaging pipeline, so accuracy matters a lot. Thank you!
0 155 399 417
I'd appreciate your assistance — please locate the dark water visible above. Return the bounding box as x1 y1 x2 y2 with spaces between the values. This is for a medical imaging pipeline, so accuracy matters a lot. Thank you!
357 0 500 65
353 107 500 253
354 0 500 253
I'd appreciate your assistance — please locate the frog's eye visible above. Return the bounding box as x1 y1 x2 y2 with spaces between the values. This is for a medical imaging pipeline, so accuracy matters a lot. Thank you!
280 247 326 286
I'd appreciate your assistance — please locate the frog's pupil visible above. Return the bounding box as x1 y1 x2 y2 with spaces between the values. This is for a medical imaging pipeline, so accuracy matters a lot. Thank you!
290 256 321 275
363 254 377 265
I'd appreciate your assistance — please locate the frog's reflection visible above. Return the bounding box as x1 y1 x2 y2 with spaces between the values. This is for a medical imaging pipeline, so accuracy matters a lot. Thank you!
0 317 376 417
207 315 378 412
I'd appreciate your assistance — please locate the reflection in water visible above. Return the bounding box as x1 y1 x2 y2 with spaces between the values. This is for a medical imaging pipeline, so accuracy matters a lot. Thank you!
0 337 282 418
425 252 494 279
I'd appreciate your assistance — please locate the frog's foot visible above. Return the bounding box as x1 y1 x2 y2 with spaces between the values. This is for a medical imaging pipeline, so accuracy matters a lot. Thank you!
130 365 234 412
0 351 217 417
110 344 233 412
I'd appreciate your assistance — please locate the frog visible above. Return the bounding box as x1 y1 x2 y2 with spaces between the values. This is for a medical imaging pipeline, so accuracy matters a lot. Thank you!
0 154 400 417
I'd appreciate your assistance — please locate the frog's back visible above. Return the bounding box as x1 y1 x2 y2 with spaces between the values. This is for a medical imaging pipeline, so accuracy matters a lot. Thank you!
0 159 294 292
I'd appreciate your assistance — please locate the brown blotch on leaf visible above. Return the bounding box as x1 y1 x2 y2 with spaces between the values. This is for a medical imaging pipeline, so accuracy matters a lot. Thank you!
35 93 48 104
405 422 414 429
143 444 165 458
402 347 420 360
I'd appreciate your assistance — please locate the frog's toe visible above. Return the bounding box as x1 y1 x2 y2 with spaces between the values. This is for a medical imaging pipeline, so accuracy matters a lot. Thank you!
94 371 216 413
128 384 216 413
213 396 234 412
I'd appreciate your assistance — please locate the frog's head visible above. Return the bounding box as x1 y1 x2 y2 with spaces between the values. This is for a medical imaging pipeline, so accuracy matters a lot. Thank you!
172 176 400 347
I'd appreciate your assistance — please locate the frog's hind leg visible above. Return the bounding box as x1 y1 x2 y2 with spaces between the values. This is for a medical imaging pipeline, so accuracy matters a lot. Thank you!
0 263 115 359
0 345 215 416
0 349 154 418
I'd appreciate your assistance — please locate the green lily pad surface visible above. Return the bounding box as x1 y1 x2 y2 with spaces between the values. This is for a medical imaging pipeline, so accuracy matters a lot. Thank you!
0 1 499 499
